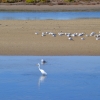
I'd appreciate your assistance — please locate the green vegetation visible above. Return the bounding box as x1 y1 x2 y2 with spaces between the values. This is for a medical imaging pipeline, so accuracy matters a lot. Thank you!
0 0 100 3
64 0 74 2
7 0 15 3
40 0 46 2
26 0 35 3
68 0 74 2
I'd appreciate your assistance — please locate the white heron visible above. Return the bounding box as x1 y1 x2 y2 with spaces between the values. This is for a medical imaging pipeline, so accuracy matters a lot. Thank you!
37 63 47 76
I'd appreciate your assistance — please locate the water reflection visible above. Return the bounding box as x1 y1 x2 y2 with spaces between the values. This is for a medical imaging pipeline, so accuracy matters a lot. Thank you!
0 56 100 100
38 75 46 87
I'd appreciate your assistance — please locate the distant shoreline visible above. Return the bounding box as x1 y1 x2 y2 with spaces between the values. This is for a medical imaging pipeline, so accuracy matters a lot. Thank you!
0 5 100 11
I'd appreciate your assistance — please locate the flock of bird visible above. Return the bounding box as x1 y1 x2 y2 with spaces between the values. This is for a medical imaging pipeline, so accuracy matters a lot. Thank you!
37 59 47 76
35 31 100 41
36 31 100 74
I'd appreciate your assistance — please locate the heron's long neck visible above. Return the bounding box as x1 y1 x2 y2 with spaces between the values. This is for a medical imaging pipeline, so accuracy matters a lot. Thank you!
38 65 40 70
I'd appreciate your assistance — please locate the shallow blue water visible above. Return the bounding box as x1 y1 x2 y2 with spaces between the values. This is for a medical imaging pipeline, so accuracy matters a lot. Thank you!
0 11 100 20
0 56 100 100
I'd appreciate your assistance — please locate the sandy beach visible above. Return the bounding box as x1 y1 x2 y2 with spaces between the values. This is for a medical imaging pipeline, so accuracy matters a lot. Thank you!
0 5 100 11
0 19 100 55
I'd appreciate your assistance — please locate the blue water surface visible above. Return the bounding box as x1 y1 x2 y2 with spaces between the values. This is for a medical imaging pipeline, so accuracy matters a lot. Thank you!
0 56 100 100
0 11 100 20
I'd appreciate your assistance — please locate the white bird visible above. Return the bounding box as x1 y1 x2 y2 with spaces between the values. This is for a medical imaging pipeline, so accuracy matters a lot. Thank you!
96 37 100 40
86 34 89 37
45 32 48 34
90 32 95 36
68 37 72 40
41 59 46 64
37 63 47 76
58 33 62 36
52 34 56 37
67 34 71 37
42 32 45 36
35 32 38 35
81 37 84 40
65 33 67 35
78 33 83 36
71 34 75 37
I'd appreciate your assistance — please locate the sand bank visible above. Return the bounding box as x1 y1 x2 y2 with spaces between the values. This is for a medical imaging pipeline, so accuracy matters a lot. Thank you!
0 5 100 11
0 19 100 55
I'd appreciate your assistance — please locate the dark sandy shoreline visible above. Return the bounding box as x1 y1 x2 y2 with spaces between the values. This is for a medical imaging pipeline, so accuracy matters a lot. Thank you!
0 5 100 11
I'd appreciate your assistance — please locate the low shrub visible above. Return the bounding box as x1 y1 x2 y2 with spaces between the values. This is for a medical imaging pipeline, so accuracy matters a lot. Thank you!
26 0 35 3
7 0 16 3
64 0 74 2
40 0 47 3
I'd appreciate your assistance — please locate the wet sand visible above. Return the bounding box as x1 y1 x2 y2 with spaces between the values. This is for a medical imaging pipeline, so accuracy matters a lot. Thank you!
0 19 100 55
0 5 100 11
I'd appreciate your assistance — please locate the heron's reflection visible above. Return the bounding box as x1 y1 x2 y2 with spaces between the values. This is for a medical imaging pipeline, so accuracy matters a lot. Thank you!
38 75 46 87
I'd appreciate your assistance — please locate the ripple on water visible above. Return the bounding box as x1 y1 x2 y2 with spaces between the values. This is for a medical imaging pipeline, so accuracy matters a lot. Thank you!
0 56 100 100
